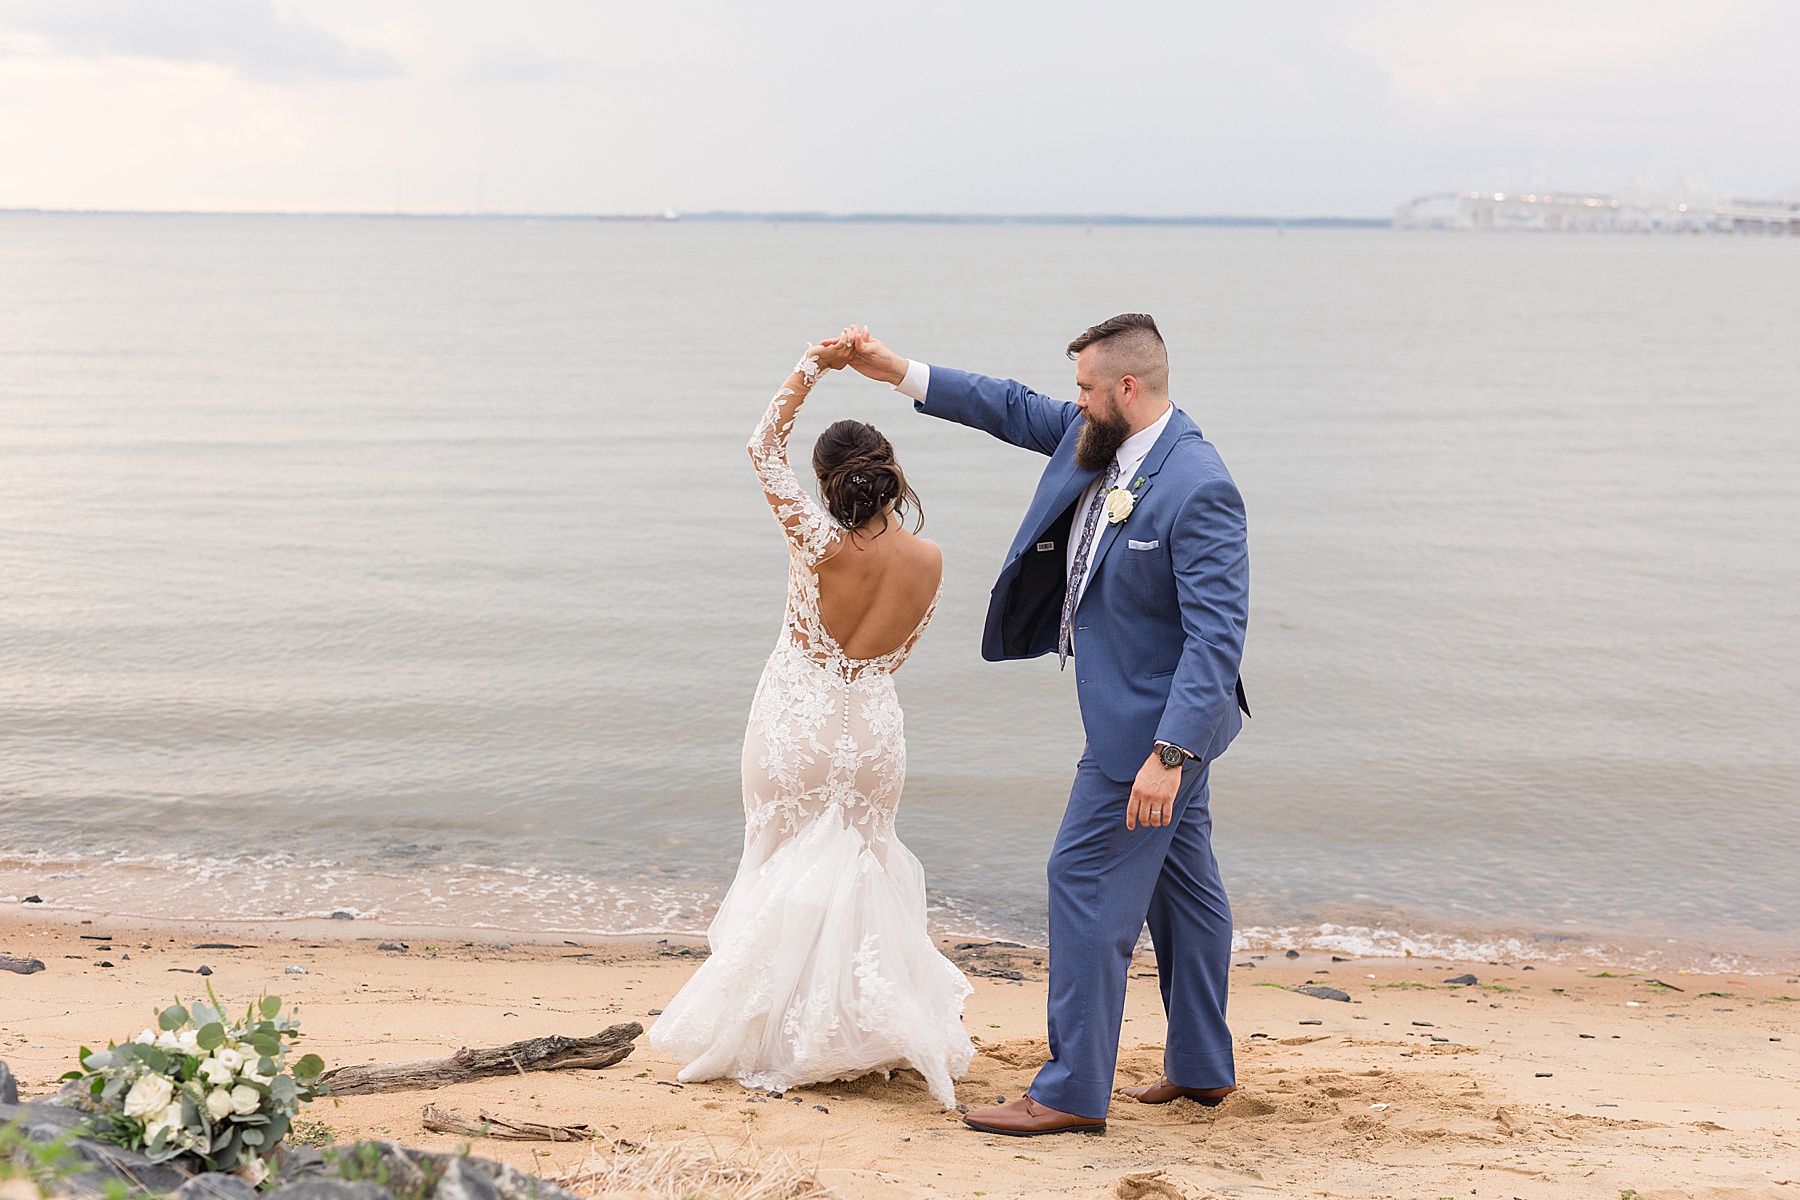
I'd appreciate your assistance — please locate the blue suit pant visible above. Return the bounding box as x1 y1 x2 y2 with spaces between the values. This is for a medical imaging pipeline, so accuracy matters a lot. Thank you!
1027 758 1235 1120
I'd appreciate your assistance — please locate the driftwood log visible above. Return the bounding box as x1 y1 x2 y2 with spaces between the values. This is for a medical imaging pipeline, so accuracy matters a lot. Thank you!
318 1022 642 1096
421 1104 593 1141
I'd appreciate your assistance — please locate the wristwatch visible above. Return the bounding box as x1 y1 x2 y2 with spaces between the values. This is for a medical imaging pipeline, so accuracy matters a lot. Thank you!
1155 741 1192 770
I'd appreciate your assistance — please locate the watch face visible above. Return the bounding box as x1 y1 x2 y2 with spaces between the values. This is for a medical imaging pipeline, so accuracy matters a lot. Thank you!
1160 744 1184 768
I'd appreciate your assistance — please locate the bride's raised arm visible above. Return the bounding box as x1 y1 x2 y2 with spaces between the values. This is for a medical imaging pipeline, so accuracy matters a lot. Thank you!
748 338 855 564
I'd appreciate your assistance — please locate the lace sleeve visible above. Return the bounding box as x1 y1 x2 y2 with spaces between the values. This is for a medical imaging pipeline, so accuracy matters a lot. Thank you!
748 351 843 565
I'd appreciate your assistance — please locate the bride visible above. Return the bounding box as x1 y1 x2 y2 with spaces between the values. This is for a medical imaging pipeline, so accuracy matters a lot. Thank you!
648 336 974 1106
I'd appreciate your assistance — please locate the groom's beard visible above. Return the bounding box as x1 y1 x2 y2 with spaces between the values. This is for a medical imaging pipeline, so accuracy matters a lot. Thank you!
1075 400 1130 472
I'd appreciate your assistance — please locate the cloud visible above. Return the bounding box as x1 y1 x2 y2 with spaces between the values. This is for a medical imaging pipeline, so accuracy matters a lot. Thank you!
461 40 588 87
0 0 401 82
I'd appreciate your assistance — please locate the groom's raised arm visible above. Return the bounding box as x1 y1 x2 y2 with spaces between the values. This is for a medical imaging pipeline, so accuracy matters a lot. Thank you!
903 363 1079 458
843 330 1079 457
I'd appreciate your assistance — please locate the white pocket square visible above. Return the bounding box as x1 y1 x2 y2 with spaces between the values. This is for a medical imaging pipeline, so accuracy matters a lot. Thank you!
1127 539 1160 550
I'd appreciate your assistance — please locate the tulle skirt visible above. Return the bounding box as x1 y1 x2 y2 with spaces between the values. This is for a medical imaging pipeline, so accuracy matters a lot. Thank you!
648 799 973 1106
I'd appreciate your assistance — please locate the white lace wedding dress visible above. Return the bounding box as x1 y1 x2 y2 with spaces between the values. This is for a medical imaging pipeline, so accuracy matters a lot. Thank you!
648 357 974 1107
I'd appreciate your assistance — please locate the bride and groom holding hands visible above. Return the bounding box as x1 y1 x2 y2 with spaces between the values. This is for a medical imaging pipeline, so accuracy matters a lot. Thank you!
648 314 1251 1136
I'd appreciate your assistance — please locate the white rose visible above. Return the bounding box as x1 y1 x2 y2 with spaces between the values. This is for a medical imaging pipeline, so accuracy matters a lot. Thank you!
212 1047 245 1072
229 1084 262 1117
176 1030 200 1054
123 1073 175 1120
1103 486 1136 525
155 1031 182 1052
144 1097 185 1145
200 1057 234 1087
205 1089 234 1120
135 1029 157 1045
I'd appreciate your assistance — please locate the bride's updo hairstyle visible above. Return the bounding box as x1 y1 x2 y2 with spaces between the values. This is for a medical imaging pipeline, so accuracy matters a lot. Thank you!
812 420 923 537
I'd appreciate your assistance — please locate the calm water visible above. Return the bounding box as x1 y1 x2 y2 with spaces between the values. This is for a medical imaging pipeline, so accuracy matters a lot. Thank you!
2 215 1796 970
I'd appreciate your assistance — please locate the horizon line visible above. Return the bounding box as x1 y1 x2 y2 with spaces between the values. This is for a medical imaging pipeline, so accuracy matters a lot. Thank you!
0 207 1393 228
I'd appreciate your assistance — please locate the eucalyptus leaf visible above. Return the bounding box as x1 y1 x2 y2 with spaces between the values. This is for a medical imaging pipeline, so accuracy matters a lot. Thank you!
293 1053 325 1081
158 1005 189 1031
239 1128 264 1146
260 996 282 1019
196 1022 226 1052
190 1002 219 1027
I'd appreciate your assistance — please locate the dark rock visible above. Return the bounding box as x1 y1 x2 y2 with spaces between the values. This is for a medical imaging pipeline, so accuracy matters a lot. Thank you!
1284 950 1299 959
1298 1019 1323 1026
66 1134 196 1193
1446 974 1478 985
434 1159 500 1200
653 945 706 959
813 1105 829 1113
194 944 252 951
0 1060 16 1105
0 955 46 975
646 1008 663 1016
268 1181 392 1200
23 895 42 904
1535 1072 1553 1077
174 1173 259 1200
1331 956 1349 962
329 912 355 921
1412 1021 1434 1027
460 1156 585 1200
376 943 407 953
1295 985 1350 1002
278 1147 330 1181
0 1098 87 1135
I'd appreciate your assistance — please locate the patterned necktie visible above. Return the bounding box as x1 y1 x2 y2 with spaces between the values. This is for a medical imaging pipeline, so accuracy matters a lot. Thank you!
1059 459 1119 668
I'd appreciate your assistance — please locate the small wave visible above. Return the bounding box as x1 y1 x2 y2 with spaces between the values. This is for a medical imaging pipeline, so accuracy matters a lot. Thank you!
3 853 1789 974
1231 921 1788 976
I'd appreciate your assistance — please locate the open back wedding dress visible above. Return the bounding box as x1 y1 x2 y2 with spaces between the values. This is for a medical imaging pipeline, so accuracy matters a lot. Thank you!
648 356 974 1106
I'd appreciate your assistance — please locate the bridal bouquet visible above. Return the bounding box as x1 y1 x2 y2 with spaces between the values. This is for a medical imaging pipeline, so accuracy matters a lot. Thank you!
60 990 326 1181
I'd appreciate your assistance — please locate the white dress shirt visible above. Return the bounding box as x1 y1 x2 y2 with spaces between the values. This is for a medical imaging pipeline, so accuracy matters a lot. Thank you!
896 359 1171 610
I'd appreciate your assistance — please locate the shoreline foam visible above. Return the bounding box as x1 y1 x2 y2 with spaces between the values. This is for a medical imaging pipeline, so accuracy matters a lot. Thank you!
6 852 1794 978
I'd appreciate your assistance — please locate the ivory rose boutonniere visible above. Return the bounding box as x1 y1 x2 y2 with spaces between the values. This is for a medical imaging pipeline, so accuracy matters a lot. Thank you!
1103 486 1136 525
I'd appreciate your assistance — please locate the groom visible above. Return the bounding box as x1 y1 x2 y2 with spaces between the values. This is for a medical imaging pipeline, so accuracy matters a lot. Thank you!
846 315 1250 1135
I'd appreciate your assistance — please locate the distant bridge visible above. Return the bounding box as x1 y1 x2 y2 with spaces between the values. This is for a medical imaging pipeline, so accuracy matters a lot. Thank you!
1396 190 1800 235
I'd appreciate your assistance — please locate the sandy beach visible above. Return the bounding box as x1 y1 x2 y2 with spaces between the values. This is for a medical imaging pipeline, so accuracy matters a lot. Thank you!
3 910 1795 1199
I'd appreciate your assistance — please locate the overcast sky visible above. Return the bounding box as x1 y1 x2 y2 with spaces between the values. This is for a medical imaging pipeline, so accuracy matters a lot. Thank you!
0 0 1794 216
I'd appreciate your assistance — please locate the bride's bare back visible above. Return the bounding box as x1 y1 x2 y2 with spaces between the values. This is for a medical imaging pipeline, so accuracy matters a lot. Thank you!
747 340 942 674
816 525 943 662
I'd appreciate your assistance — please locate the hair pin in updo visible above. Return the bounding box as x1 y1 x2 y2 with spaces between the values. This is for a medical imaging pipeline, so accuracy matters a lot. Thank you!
851 474 868 485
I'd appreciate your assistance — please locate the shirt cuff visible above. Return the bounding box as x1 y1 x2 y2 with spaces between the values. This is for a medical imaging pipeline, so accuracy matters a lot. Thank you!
895 360 930 403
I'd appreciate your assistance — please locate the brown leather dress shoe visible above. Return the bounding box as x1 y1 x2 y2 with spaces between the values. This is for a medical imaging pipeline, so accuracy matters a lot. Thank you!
961 1095 1106 1136
1118 1076 1238 1106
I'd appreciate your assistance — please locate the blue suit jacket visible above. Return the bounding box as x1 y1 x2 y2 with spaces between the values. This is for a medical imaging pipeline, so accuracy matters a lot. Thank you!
916 367 1249 784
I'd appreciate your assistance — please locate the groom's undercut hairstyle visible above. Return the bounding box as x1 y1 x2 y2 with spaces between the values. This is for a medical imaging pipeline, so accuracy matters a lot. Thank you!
1067 313 1169 394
